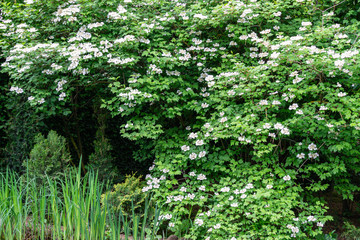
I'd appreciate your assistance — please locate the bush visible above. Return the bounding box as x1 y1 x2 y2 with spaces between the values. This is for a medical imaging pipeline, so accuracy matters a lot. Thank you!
101 174 147 218
23 130 71 183
341 222 360 240
88 104 119 183
1 0 360 238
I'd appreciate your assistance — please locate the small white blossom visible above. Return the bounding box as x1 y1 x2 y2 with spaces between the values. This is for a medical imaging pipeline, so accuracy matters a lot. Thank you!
189 153 197 160
199 151 206 158
195 140 204 146
297 153 305 159
301 22 312 27
231 202 238 207
263 123 271 129
213 223 221 229
308 143 317 151
195 219 204 226
181 145 190 151
274 123 284 130
281 128 290 135
197 174 207 181
283 175 291 181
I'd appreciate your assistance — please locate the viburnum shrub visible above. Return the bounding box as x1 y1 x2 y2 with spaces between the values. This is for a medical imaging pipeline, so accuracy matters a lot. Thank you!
1 0 360 239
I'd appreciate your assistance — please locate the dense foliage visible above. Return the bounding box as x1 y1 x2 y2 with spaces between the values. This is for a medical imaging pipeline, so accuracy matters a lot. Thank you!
101 174 147 217
1 0 360 239
24 130 71 183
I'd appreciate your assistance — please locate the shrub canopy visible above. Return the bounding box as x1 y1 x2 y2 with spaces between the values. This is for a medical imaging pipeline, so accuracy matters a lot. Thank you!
1 0 360 238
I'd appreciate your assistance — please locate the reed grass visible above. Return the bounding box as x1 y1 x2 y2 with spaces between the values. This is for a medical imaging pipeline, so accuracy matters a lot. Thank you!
0 165 162 240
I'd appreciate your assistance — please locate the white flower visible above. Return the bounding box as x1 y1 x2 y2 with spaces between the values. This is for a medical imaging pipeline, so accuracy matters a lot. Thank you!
189 172 196 176
291 226 299 233
307 216 317 222
263 123 271 129
319 106 328 111
197 174 207 181
283 175 291 181
296 153 305 159
169 222 175 227
187 193 195 199
213 223 221 229
281 127 290 135
180 186 187 192
228 90 236 95
259 100 269 105
240 194 247 199
317 222 324 227
239 35 249 40
293 76 303 84
173 195 184 202
204 123 211 128
199 185 205 191
181 145 190 151
189 153 197 160
266 185 273 189
289 103 298 110
338 92 347 97
195 140 204 146
270 52 280 59
195 219 204 226
308 143 317 151
272 100 281 105
231 202 238 207
188 132 198 139
117 5 127 14
201 103 209 108
199 151 206 158
194 14 207 19
274 123 284 130
220 187 230 192
309 152 319 159
220 117 228 123
301 22 312 27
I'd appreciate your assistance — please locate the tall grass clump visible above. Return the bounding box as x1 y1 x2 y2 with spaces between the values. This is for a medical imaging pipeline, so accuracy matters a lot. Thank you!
0 164 162 240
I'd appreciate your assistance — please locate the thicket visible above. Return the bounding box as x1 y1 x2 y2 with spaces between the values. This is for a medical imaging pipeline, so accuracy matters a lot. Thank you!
0 0 360 239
